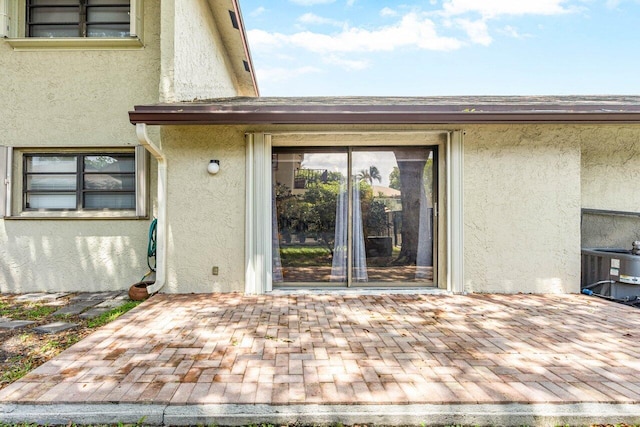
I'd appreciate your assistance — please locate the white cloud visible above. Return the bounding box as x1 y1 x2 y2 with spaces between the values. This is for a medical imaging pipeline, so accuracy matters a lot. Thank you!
247 29 285 50
442 0 572 18
250 13 463 54
323 54 370 70
256 66 323 82
499 25 530 39
250 6 266 17
298 13 344 27
603 0 638 7
380 7 397 17
346 0 356 6
456 19 492 45
290 0 336 5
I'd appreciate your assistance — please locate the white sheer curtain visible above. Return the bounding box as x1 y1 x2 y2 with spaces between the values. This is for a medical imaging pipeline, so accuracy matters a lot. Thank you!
330 180 347 282
272 191 283 283
415 182 432 279
352 179 368 282
331 178 368 282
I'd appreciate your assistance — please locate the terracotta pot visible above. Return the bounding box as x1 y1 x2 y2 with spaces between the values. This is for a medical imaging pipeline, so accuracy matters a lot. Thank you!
128 281 154 301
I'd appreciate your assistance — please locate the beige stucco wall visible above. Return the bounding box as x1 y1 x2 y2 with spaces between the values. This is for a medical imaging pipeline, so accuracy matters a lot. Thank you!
157 124 588 295
160 0 239 102
581 125 640 249
0 1 161 293
160 126 247 292
464 125 582 294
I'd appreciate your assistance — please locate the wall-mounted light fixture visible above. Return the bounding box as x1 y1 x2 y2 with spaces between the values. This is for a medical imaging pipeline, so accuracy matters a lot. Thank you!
207 160 220 175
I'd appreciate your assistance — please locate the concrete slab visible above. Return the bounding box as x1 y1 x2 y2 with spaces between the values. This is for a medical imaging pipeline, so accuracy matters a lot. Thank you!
163 403 640 427
1 403 639 426
32 322 78 334
70 292 121 302
53 301 100 316
79 307 111 319
0 320 35 330
13 293 69 303
94 299 127 309
0 403 164 425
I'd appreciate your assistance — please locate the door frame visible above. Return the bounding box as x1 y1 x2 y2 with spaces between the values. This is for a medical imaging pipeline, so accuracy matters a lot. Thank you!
245 131 464 294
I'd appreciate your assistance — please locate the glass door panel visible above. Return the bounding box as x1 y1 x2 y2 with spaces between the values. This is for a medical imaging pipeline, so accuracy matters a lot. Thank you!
352 148 435 285
272 146 436 287
272 149 348 285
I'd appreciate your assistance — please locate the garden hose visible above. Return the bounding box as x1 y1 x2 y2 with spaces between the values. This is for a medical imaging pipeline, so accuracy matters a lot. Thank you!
140 218 157 281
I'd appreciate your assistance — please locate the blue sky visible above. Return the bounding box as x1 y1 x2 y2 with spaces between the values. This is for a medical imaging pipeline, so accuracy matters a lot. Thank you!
240 0 640 96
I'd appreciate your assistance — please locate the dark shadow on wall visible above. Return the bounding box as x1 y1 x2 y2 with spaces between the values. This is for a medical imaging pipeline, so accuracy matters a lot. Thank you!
581 211 640 249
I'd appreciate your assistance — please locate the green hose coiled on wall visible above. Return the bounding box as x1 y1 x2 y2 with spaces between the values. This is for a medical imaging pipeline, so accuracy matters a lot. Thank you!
147 218 157 272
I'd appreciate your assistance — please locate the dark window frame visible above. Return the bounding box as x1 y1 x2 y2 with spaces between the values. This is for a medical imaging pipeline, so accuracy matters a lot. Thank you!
23 152 136 211
26 0 131 38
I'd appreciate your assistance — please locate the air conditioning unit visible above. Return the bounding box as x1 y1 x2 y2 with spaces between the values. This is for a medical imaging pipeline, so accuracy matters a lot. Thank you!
581 243 640 299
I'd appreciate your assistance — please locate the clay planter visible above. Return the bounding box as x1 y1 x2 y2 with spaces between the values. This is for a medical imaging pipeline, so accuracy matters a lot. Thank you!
128 281 154 301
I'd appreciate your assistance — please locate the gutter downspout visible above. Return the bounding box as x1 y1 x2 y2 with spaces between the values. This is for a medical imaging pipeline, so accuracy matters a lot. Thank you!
136 123 167 294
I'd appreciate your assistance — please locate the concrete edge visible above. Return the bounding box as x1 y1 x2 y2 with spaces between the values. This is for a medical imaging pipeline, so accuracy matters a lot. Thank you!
164 403 640 426
3 403 640 426
0 403 165 425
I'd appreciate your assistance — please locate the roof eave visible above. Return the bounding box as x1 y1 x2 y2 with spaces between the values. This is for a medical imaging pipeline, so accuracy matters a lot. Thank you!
128 110 640 126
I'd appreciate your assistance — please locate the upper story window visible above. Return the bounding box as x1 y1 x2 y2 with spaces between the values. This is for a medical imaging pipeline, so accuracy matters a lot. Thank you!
0 0 143 49
27 0 131 38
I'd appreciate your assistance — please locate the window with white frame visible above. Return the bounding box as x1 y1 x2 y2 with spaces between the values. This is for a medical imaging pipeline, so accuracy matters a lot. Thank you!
0 146 149 218
0 0 142 41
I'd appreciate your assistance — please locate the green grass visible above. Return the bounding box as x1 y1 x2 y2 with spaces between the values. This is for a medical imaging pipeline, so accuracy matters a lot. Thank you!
86 300 142 328
0 302 57 320
280 245 332 267
0 356 34 384
39 334 81 353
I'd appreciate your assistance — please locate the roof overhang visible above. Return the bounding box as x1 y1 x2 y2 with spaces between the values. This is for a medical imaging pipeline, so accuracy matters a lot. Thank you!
129 96 640 126
207 0 259 97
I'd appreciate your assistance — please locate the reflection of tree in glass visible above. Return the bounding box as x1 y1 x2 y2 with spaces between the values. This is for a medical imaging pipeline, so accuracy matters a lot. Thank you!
275 174 388 256
357 166 382 185
358 181 388 237
84 156 117 171
84 156 127 190
388 160 432 194
392 149 432 266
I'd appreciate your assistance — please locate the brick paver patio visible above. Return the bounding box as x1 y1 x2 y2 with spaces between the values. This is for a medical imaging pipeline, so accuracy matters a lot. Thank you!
1 293 640 406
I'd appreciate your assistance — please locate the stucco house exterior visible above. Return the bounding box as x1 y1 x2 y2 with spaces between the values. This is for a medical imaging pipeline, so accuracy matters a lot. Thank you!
0 0 258 294
127 98 640 295
3 2 640 297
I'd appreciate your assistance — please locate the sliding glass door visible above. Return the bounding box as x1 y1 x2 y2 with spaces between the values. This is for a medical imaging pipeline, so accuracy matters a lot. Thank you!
272 146 436 287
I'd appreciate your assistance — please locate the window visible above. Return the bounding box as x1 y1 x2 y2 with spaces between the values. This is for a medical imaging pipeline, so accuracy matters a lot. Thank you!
2 146 148 218
0 0 143 47
24 153 135 210
26 0 130 38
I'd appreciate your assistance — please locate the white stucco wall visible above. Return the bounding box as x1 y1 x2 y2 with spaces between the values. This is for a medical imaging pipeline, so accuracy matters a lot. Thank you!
463 125 582 294
160 0 239 102
158 124 587 295
0 1 161 293
582 125 640 212
580 125 640 249
161 126 247 293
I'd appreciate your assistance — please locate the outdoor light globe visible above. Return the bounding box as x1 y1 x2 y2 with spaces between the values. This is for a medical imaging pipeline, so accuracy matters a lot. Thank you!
207 160 220 175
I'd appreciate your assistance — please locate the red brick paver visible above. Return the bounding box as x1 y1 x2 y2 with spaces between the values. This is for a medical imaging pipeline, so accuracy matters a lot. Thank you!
1 293 640 405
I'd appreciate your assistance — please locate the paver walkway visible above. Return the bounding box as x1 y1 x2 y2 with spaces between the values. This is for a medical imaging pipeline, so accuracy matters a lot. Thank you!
1 293 639 407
